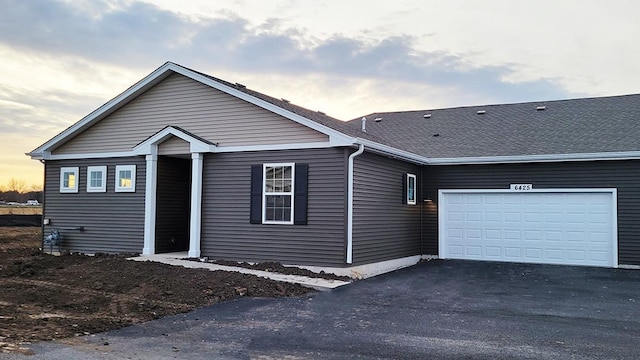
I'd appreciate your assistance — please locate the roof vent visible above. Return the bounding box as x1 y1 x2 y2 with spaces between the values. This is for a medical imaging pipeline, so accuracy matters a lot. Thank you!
317 110 326 115
477 110 486 115
361 117 367 133
235 82 246 89
423 114 432 118
281 98 290 103
536 106 546 111
374 117 382 122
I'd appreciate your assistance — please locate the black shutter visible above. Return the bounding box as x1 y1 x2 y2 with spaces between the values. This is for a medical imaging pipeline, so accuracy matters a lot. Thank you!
402 173 408 204
250 165 263 224
294 163 308 225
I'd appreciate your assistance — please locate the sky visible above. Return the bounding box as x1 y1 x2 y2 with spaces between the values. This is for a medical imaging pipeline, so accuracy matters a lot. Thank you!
1 0 639 188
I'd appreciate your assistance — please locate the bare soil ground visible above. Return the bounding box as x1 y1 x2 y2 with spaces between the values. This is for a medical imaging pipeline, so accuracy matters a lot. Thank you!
210 259 352 281
0 227 314 354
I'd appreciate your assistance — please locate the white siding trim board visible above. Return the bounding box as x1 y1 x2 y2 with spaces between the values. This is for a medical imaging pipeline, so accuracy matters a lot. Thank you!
143 153 158 255
188 153 204 258
43 142 344 160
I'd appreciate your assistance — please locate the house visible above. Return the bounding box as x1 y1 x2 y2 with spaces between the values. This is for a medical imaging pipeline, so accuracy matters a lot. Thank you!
28 62 640 277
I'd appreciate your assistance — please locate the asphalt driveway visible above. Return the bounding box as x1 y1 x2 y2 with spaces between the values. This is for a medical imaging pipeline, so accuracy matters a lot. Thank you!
9 260 640 359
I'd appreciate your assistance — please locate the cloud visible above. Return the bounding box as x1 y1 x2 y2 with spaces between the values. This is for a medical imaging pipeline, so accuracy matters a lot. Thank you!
0 0 572 106
0 82 105 135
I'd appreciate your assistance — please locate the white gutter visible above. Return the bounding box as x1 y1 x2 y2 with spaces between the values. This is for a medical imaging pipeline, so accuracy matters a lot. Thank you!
428 151 640 165
355 138 430 165
346 144 365 264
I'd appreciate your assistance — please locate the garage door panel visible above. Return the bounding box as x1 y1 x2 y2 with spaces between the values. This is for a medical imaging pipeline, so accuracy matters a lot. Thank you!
504 230 522 240
485 212 501 222
504 247 521 258
466 229 482 238
485 247 502 258
466 246 481 256
440 190 616 267
448 231 463 242
485 229 501 240
546 249 563 259
466 211 482 221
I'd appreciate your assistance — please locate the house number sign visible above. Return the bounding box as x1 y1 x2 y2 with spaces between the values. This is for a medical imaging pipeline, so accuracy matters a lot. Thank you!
510 184 533 191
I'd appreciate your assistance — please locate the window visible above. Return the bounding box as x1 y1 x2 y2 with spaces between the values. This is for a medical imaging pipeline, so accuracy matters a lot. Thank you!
115 165 136 192
406 173 417 205
60 167 79 193
250 163 308 225
263 163 295 224
86 166 107 192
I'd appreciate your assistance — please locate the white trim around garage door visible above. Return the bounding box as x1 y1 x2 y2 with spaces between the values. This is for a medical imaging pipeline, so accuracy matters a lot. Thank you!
438 188 618 268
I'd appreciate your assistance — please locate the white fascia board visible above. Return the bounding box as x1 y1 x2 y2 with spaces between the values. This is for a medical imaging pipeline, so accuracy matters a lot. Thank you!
354 138 430 165
168 64 355 144
43 141 341 160
131 126 215 155
428 151 640 165
45 151 135 160
30 62 177 157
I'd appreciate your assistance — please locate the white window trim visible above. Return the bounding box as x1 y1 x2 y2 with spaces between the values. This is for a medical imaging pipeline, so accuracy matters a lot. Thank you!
115 165 136 192
262 162 295 225
407 173 417 205
59 167 79 193
86 166 107 193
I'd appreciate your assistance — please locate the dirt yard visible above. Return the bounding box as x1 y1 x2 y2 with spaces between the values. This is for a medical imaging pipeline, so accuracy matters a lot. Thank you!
0 227 314 354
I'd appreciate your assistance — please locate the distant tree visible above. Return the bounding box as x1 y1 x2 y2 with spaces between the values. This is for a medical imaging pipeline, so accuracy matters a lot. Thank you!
7 178 27 193
0 179 42 203
30 184 43 192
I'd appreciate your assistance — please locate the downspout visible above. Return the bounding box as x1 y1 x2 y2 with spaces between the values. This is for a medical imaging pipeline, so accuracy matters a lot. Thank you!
347 144 365 264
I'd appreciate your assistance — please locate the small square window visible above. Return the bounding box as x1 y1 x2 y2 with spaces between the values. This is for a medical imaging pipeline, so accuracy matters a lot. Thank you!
115 165 136 192
407 173 417 205
87 166 107 192
60 167 79 193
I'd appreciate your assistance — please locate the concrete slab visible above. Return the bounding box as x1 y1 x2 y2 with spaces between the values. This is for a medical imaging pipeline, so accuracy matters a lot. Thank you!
128 253 351 291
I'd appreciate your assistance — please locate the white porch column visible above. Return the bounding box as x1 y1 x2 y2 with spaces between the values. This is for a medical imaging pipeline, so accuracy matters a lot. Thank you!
143 152 158 255
188 152 204 258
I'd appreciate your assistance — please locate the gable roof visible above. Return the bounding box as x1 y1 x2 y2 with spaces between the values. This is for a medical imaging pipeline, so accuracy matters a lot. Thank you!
28 61 367 159
132 126 215 155
348 94 640 163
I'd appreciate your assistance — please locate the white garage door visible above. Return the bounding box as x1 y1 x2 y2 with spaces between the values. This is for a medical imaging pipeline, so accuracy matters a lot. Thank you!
439 189 617 267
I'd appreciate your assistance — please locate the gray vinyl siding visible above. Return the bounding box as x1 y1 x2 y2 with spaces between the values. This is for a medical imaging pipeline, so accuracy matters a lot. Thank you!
52 73 328 155
422 160 640 265
352 152 422 265
201 148 346 267
155 156 191 253
158 136 191 155
43 157 146 253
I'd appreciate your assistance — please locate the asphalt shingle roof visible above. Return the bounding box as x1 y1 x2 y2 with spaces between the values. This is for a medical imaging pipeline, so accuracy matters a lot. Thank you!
345 94 640 159
184 66 390 144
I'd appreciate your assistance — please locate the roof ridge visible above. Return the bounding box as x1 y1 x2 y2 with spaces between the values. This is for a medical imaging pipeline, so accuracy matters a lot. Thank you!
354 93 640 119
